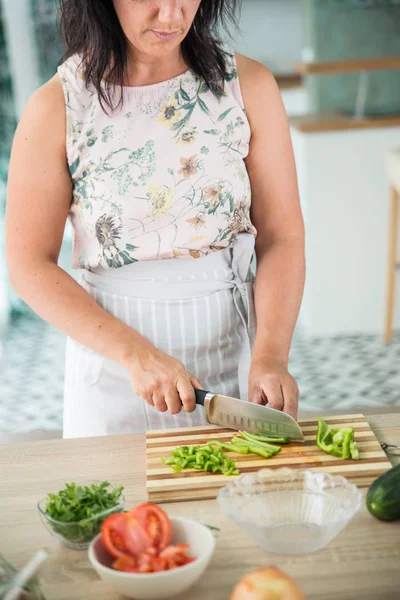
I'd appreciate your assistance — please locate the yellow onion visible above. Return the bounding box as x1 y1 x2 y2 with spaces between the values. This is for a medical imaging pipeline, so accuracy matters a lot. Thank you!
230 567 304 600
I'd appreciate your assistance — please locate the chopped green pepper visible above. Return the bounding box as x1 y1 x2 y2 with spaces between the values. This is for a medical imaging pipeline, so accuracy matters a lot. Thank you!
161 428 290 477
161 443 240 476
236 432 282 454
238 432 289 444
316 419 344 458
171 464 183 473
316 419 359 460
350 441 359 460
332 427 353 445
341 430 353 460
210 440 249 454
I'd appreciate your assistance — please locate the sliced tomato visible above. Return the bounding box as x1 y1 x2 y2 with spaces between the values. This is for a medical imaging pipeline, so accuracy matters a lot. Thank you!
159 544 195 569
128 503 172 552
136 552 154 573
151 556 168 572
102 513 130 559
110 543 195 573
105 503 195 574
112 554 138 573
102 512 152 559
159 544 190 558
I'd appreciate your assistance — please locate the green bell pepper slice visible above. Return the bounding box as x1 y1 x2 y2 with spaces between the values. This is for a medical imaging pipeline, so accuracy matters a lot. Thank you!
317 419 359 460
316 419 346 458
350 441 359 460
341 430 353 459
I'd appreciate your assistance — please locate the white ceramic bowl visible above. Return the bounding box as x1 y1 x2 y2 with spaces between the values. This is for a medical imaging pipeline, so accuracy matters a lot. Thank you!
88 517 216 600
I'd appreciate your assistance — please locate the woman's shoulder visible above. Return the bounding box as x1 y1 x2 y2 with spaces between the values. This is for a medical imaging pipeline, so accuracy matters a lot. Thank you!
231 50 284 127
23 75 66 127
22 55 82 119
234 51 276 93
13 75 67 164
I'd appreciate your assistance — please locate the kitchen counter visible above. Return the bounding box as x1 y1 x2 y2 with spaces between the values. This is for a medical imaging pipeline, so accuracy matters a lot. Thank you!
0 412 399 600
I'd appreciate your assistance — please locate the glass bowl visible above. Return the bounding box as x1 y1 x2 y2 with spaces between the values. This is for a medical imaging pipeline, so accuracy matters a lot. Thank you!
217 468 363 555
37 482 125 550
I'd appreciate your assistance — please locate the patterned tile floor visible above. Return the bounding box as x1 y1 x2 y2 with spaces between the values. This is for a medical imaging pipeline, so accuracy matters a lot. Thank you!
0 311 399 433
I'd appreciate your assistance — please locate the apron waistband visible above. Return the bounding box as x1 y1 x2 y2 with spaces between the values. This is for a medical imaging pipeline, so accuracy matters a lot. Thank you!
84 249 233 299
81 233 257 400
83 233 255 300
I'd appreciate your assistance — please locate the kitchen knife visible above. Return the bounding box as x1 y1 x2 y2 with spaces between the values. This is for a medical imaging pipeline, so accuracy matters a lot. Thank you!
194 389 304 442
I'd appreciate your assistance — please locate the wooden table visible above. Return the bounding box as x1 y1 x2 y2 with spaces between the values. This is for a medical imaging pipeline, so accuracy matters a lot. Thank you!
0 413 399 600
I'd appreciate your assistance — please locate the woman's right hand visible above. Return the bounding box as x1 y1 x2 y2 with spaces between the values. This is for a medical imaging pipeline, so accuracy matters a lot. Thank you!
124 340 202 415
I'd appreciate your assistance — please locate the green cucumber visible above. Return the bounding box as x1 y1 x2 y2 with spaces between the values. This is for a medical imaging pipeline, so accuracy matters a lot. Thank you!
366 464 400 521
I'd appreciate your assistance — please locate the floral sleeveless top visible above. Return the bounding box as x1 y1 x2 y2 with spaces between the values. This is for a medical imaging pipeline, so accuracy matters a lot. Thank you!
58 45 256 269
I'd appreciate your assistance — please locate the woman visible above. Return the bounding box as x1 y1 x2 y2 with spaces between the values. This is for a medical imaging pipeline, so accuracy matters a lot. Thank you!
6 0 305 438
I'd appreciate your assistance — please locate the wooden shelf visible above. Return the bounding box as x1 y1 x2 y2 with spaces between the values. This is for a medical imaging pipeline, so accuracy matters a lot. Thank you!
274 73 303 89
297 56 400 75
289 112 400 133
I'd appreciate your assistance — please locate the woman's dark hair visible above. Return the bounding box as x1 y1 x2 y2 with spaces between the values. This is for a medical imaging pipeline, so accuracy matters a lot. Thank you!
58 0 241 112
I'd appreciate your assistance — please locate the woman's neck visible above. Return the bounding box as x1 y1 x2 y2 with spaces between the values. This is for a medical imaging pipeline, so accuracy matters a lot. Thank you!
123 44 189 87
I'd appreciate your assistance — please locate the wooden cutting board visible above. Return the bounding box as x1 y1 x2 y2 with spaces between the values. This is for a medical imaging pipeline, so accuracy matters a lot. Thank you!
146 414 392 503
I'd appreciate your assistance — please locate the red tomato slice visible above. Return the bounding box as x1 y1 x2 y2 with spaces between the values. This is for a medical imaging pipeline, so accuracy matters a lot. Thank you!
137 552 154 573
159 544 190 560
104 503 195 574
128 503 172 552
102 512 152 559
112 554 138 573
159 544 195 569
152 556 168 572
102 513 130 559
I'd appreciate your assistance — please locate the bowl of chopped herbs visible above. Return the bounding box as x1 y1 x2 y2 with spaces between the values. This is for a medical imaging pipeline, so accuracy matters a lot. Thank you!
38 480 125 550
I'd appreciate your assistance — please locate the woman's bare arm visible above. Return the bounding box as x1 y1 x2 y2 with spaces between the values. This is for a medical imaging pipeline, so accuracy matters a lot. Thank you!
6 76 143 365
237 54 305 416
5 76 198 414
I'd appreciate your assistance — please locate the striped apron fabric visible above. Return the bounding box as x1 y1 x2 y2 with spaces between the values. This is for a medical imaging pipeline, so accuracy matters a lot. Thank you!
63 234 256 438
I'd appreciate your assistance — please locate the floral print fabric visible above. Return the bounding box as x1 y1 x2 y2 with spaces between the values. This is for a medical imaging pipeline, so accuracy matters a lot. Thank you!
58 46 256 269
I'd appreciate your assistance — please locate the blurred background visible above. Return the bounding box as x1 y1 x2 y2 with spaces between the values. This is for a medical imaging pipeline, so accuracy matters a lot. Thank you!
1 0 400 438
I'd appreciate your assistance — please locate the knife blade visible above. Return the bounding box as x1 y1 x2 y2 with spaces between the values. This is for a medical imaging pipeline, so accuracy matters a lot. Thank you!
194 389 304 442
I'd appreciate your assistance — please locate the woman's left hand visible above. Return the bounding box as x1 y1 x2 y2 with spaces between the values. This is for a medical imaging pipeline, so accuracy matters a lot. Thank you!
248 356 299 419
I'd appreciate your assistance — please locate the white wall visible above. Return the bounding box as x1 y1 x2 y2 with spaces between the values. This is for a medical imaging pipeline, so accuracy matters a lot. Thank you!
281 87 309 117
292 125 400 337
232 0 304 73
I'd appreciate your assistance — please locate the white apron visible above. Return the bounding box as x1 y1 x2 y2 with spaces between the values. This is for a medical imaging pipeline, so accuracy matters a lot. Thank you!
63 234 256 438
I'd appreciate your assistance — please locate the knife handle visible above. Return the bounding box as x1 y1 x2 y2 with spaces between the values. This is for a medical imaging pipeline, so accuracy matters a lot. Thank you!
194 388 210 406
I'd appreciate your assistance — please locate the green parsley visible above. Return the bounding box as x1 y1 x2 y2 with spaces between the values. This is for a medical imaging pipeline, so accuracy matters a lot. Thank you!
44 481 124 544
